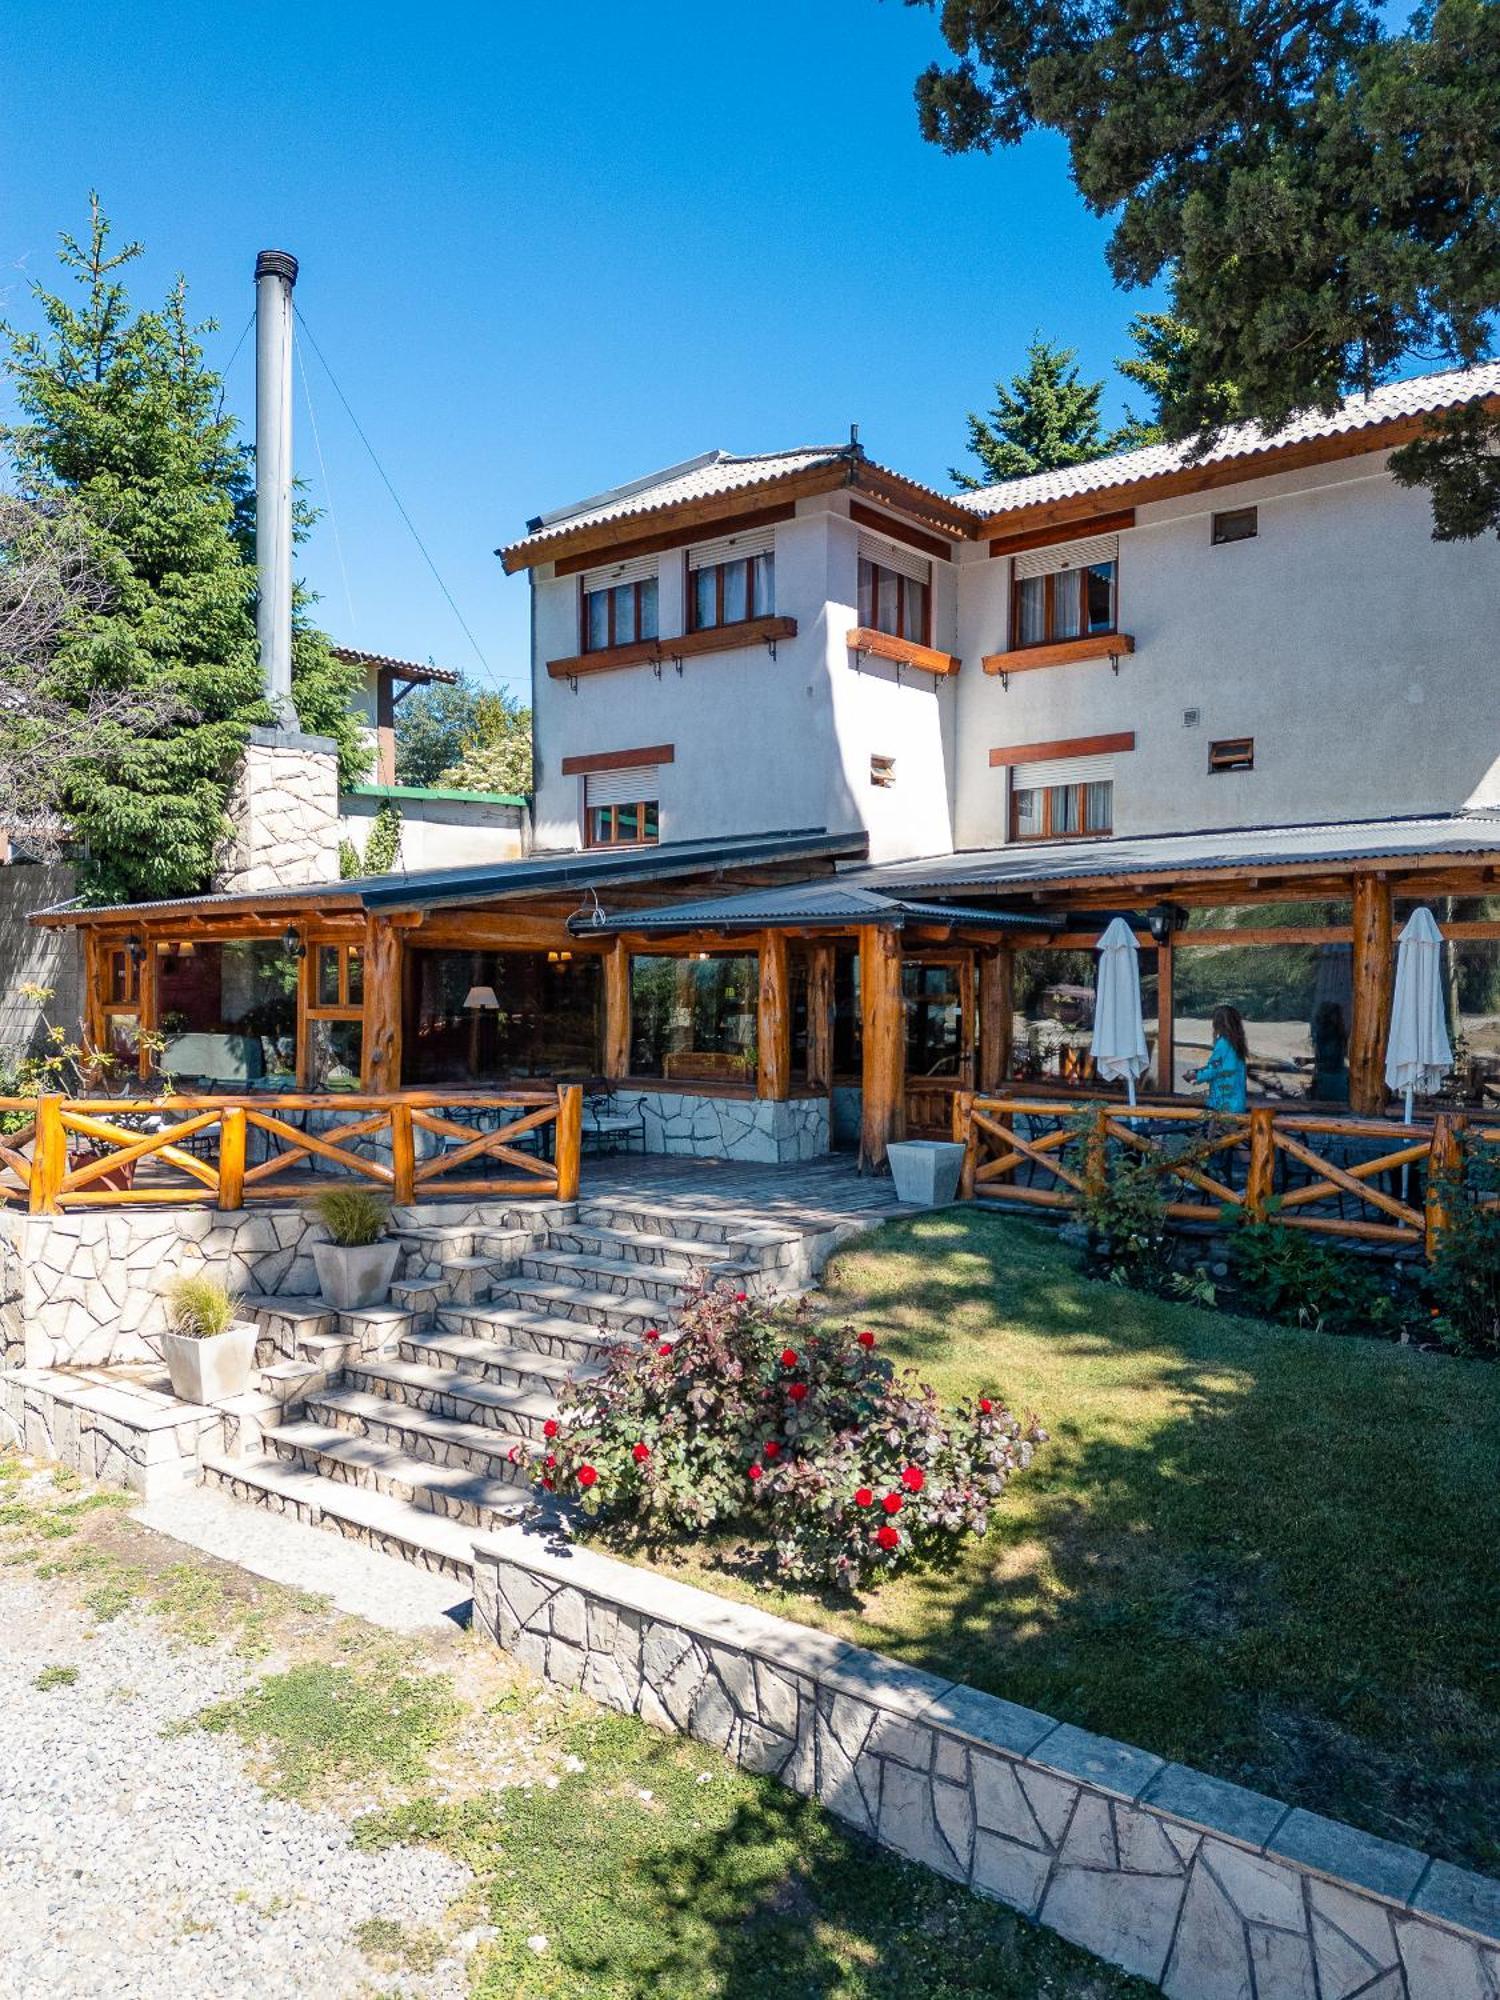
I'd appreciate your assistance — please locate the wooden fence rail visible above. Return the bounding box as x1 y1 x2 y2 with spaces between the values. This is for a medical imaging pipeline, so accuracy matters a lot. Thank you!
954 1092 1486 1258
0 1087 583 1214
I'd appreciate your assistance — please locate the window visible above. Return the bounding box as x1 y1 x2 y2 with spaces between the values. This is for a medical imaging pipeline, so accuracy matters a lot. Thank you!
687 529 774 632
856 531 930 644
1209 737 1255 772
403 949 602 1083
1013 559 1116 648
904 962 962 1078
580 557 659 653
870 754 896 789
629 953 759 1082
583 764 660 847
306 941 364 1089
1212 506 1258 545
157 939 299 1083
1011 778 1113 841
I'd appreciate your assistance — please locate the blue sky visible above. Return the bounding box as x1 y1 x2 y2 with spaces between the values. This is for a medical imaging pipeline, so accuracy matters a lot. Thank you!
2 1 1155 696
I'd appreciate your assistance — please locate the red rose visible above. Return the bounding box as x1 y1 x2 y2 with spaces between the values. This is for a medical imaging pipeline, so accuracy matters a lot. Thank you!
507 1444 522 1464
542 1477 554 1492
645 1327 658 1340
542 1419 559 1439
876 1524 900 1550
748 1462 763 1482
900 1465 925 1494
544 1454 556 1469
882 1492 902 1515
978 1397 993 1415
632 1442 651 1463
658 1344 672 1357
764 1441 780 1459
578 1464 598 1489
787 1382 808 1403
735 1291 748 1302
854 1487 874 1508
857 1330 876 1348
780 1348 798 1368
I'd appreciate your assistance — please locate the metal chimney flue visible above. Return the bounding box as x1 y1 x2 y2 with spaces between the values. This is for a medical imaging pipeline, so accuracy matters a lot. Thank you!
254 248 298 727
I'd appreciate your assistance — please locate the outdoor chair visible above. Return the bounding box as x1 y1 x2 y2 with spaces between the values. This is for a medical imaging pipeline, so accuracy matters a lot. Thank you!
581 1090 646 1156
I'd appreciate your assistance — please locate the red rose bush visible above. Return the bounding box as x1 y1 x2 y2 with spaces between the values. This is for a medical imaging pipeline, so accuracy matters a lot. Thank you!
527 1288 1044 1590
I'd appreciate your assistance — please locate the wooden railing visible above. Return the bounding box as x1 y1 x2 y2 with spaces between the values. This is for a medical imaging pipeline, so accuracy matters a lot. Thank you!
0 1087 584 1214
954 1092 1483 1258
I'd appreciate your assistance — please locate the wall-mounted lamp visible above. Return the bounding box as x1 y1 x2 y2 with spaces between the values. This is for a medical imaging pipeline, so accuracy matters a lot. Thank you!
126 937 148 969
1146 901 1189 946
281 925 307 960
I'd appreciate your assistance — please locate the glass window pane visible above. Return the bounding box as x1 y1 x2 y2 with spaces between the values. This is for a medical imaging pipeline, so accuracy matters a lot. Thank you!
903 578 928 642
157 939 300 1082
876 567 899 636
722 559 749 624
1017 575 1046 646
858 558 875 627
317 946 341 1007
1052 783 1080 834
750 551 774 617
1052 567 1082 640
693 567 718 631
1013 787 1043 838
346 950 363 1004
903 961 961 1077
1176 940 1348 1101
586 589 609 651
1084 780 1112 832
642 801 659 842
588 805 612 846
309 1017 362 1090
402 949 602 1084
615 803 640 843
832 945 862 1075
612 584 637 647
105 1012 139 1065
639 576 658 641
1085 561 1115 633
629 955 759 1081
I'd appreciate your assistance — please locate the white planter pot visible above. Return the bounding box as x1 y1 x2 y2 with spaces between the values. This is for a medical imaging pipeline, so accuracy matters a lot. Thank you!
887 1140 967 1208
161 1321 259 1406
312 1239 400 1310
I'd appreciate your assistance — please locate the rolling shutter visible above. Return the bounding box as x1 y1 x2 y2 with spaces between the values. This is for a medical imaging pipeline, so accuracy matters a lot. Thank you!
1010 751 1116 791
580 552 658 594
857 527 929 584
1013 533 1118 580
687 526 776 569
585 765 659 807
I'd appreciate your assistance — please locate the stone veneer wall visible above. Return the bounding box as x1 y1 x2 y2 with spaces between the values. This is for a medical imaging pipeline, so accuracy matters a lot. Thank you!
606 1091 829 1164
216 726 341 892
474 1525 1500 2000
0 1196 566 1371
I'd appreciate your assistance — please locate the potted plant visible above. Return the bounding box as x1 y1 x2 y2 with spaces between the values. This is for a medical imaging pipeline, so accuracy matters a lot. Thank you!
159 1273 258 1404
311 1185 399 1309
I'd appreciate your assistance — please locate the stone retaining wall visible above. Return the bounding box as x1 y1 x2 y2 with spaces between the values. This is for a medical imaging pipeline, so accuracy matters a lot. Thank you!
602 1090 829 1163
473 1524 1500 1999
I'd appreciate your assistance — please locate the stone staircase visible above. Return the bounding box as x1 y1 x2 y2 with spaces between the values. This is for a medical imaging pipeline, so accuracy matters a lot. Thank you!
200 1192 843 1584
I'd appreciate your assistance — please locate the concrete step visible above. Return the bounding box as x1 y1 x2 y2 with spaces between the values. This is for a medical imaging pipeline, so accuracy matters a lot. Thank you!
420 1310 630 1376
511 1250 711 1306
303 1382 549 1470
335 1359 566 1439
200 1452 482 1580
544 1223 741 1276
577 1200 803 1250
485 1278 673 1336
387 1333 603 1399
243 1296 337 1365
265 1417 532 1527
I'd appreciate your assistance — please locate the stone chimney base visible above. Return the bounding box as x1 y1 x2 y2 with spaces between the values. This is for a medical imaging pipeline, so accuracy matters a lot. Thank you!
216 726 341 893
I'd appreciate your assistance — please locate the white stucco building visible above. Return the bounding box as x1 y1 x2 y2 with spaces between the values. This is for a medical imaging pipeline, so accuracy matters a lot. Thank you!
505 364 1500 868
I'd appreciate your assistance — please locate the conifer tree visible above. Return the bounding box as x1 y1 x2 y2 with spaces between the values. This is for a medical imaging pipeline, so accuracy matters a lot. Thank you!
953 337 1135 487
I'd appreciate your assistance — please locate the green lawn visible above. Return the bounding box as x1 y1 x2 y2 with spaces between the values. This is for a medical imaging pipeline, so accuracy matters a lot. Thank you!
658 1210 1500 1877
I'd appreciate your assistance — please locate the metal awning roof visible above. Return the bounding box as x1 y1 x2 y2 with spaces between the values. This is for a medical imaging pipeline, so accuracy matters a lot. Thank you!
834 813 1500 897
34 828 869 927
568 880 1060 938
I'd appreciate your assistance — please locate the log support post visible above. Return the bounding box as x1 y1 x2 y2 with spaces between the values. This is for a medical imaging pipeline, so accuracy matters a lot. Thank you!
860 925 904 1170
1246 1106 1276 1221
1426 1112 1463 1260
1350 874 1393 1116
556 1083 583 1202
29 1094 65 1214
217 1105 246 1211
1156 939 1175 1095
390 1101 416 1206
757 930 791 1101
603 939 631 1082
953 1087 977 1198
978 947 1013 1095
360 916 403 1094
806 943 835 1094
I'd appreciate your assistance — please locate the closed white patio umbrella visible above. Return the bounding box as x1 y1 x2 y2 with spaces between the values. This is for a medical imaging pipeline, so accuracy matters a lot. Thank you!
1385 905 1453 1126
1092 916 1150 1107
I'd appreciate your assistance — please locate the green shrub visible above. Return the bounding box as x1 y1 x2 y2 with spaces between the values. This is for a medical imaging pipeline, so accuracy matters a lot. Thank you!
530 1288 1043 1591
312 1185 390 1247
1225 1209 1423 1340
163 1273 239 1339
1429 1145 1500 1356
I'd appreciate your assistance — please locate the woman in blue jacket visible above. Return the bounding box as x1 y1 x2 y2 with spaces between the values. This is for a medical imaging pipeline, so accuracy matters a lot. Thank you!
1191 1006 1249 1113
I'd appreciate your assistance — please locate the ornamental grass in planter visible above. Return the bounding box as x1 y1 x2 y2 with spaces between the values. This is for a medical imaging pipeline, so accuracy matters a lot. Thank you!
528 1287 1043 1591
310 1186 399 1310
160 1272 257 1405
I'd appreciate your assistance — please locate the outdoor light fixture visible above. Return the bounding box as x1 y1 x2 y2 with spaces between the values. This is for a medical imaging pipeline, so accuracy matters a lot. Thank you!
1146 902 1189 945
126 937 148 969
463 985 500 1011
281 925 306 960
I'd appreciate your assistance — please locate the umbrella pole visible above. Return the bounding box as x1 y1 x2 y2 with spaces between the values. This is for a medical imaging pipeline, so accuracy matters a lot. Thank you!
1403 1086 1415 1202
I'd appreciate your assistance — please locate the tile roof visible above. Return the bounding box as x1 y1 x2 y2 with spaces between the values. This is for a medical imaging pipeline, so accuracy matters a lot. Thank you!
953 363 1500 517
330 647 460 686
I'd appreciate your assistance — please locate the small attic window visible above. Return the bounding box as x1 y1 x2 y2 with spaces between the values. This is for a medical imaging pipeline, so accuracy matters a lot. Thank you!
1212 506 1258 546
1209 737 1255 772
870 754 896 789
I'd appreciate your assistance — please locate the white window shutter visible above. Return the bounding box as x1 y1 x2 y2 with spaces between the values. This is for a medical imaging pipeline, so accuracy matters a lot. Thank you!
1010 752 1116 790
856 527 930 585
687 526 776 570
580 553 659 594
1013 533 1119 580
585 766 658 807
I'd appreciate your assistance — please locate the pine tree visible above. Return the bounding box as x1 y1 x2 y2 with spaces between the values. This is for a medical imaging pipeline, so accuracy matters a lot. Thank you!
952 337 1132 488
1113 308 1242 447
3 197 365 903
